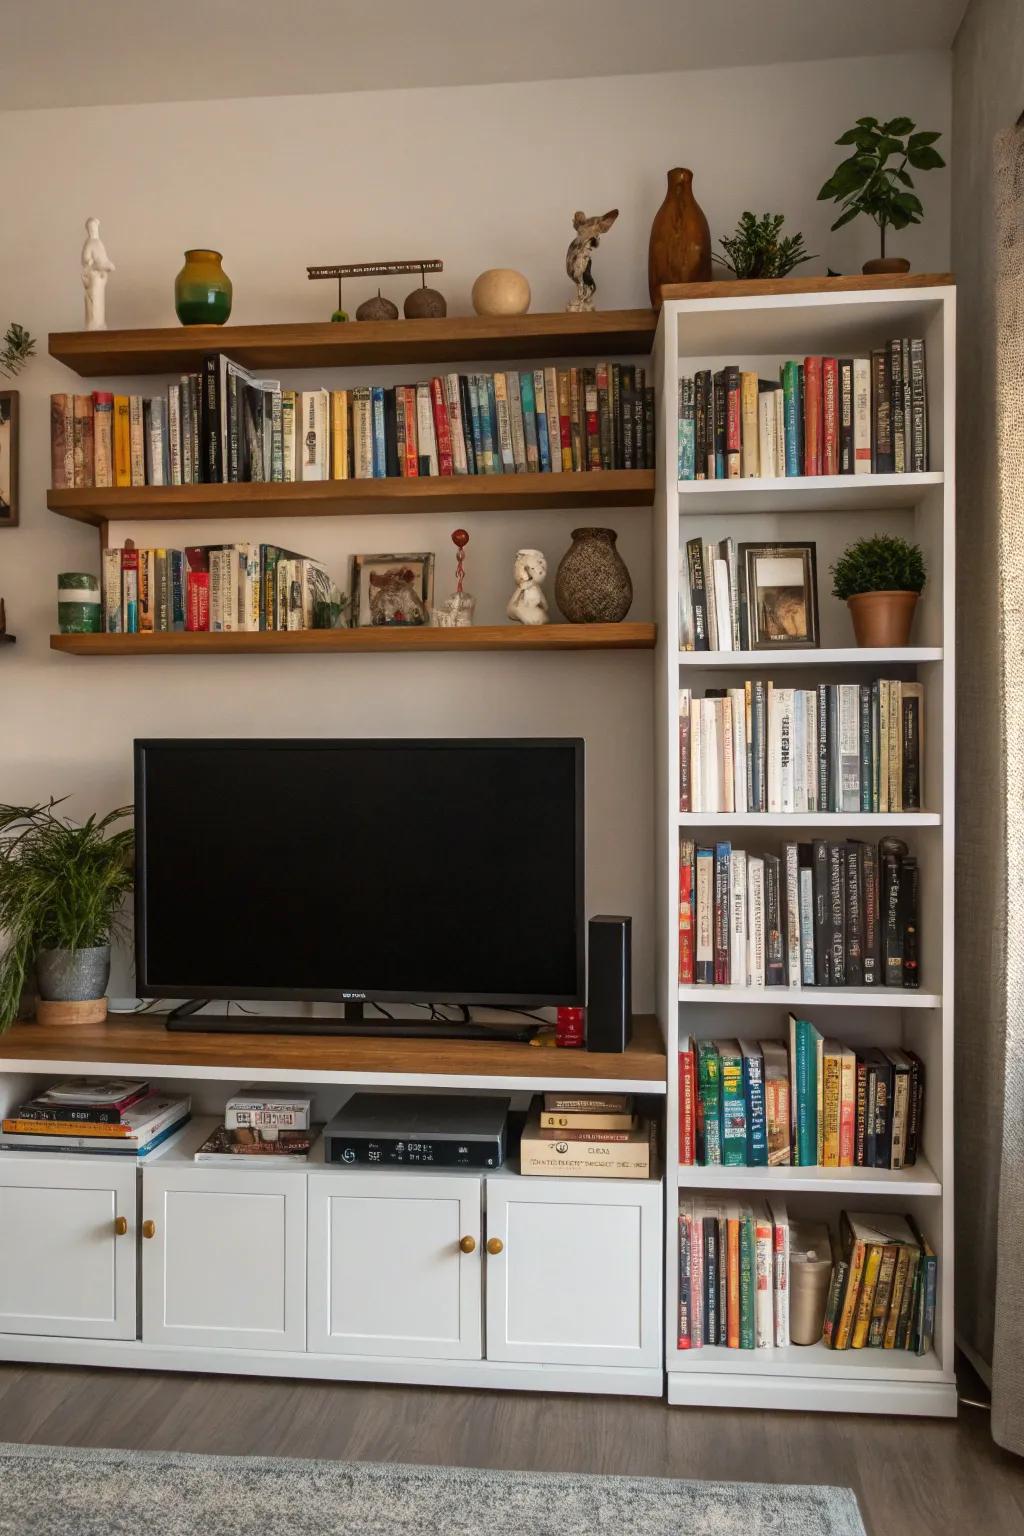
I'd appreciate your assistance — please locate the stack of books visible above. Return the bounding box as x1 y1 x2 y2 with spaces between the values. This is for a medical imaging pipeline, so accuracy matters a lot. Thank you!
519 1093 655 1179
823 1210 936 1354
193 1090 319 1163
679 678 925 813
100 541 334 634
676 342 928 480
678 1028 925 1169
50 361 655 489
678 837 921 989
0 1079 191 1156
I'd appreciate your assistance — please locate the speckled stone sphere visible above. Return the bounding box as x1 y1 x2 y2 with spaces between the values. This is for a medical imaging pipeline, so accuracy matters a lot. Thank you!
471 268 531 317
555 528 633 624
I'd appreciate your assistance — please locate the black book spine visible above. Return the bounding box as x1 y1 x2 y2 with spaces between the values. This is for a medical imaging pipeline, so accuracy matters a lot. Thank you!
882 853 904 985
910 338 927 472
890 339 906 473
713 843 731 984
695 370 708 479
838 358 854 473
874 1058 894 1169
459 375 477 476
703 1216 718 1344
872 347 894 473
845 841 864 987
859 683 873 812
687 538 710 651
764 854 785 985
203 353 221 483
812 838 831 985
828 842 846 985
621 390 635 470
906 1052 925 1164
633 387 645 470
864 1064 878 1167
644 385 656 472
610 364 621 469
227 372 240 483
712 370 727 477
383 388 399 478
903 695 921 809
901 855 920 989
861 841 880 985
871 681 881 811
817 685 830 812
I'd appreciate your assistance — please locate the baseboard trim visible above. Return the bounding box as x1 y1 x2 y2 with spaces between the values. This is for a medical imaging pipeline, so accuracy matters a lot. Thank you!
667 1370 958 1417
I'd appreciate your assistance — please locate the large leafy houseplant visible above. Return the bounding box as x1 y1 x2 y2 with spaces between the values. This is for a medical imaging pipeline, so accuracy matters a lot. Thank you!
0 801 133 1029
818 117 945 267
831 535 926 647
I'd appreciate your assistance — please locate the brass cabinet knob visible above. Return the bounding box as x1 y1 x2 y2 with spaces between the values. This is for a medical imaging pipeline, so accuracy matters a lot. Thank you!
486 1237 504 1255
459 1235 477 1254
114 1215 128 1236
141 1219 156 1239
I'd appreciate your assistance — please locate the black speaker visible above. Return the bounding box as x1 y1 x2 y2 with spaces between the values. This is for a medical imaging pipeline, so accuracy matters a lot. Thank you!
586 915 632 1052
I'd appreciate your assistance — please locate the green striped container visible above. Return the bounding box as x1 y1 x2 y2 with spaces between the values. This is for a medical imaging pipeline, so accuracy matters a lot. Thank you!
58 572 102 633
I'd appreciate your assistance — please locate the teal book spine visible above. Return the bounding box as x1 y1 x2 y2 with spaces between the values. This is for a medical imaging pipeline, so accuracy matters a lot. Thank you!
466 376 484 471
719 1045 747 1167
697 1042 722 1165
484 375 504 475
781 360 800 476
520 372 540 472
796 1019 812 1166
739 1213 755 1348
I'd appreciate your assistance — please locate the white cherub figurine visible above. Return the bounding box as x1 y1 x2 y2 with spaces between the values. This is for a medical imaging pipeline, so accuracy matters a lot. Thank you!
81 217 115 331
507 548 549 626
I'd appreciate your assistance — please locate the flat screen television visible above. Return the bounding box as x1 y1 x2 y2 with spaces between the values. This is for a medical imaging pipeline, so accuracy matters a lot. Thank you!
135 739 584 1027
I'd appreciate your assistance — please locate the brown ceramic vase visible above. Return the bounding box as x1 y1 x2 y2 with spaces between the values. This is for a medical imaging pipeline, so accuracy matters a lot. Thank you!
555 528 633 624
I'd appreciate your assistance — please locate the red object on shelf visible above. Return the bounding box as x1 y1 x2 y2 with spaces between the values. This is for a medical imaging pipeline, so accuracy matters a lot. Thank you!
556 1007 585 1048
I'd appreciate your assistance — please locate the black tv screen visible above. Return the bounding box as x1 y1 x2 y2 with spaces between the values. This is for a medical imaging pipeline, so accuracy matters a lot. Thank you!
135 739 584 1006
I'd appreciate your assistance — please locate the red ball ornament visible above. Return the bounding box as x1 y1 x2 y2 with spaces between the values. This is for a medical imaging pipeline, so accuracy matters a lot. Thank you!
451 528 470 549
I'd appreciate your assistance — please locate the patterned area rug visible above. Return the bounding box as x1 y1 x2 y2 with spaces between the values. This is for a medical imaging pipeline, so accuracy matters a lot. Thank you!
0 1443 866 1536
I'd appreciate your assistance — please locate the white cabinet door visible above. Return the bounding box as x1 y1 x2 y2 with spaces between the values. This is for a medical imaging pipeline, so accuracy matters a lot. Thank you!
307 1172 482 1360
0 1159 137 1340
141 1167 306 1351
485 1176 662 1368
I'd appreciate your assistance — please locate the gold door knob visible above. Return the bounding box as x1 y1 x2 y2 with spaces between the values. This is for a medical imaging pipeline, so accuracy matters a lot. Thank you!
114 1216 128 1236
486 1237 504 1255
142 1219 156 1239
459 1235 477 1254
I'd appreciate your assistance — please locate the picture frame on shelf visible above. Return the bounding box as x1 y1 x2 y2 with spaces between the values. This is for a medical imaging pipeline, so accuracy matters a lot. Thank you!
350 552 435 628
0 391 18 528
739 540 819 649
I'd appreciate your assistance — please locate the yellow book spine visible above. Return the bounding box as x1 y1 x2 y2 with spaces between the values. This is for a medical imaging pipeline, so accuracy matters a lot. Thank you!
2 1118 129 1137
883 1245 910 1348
834 1241 866 1350
740 371 760 477
851 1246 882 1348
727 1215 740 1348
331 390 349 479
822 1051 841 1168
113 396 131 487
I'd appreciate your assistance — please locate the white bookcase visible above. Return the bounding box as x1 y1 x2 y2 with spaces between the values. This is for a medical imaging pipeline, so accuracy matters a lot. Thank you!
651 282 956 1416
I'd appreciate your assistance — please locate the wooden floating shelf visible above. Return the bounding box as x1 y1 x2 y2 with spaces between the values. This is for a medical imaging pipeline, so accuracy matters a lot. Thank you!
47 470 655 526
48 309 658 377
678 647 942 667
678 472 943 513
657 272 954 305
0 1012 667 1089
50 622 656 657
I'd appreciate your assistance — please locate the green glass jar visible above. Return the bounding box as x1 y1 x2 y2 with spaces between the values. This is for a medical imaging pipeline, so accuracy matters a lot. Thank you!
175 249 232 326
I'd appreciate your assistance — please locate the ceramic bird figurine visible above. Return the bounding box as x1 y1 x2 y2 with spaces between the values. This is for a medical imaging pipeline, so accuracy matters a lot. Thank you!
565 208 618 312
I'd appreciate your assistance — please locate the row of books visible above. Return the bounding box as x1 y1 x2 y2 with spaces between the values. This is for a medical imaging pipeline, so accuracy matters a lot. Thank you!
520 1093 655 1179
677 838 920 989
680 535 802 655
193 1092 319 1163
677 1202 935 1354
679 679 925 814
678 1027 925 1169
51 361 656 489
676 341 928 480
100 542 333 633
0 1078 190 1156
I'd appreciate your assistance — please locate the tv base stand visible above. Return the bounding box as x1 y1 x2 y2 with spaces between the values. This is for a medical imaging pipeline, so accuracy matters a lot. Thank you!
163 999 536 1043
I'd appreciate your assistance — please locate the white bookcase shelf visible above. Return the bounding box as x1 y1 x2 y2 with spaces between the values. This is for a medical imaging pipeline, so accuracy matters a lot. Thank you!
653 281 956 1418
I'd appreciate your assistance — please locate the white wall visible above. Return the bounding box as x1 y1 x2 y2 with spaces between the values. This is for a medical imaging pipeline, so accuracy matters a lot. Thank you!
0 52 952 1007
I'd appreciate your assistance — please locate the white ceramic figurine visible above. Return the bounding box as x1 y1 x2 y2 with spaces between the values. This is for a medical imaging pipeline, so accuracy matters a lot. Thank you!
81 217 115 331
507 549 550 625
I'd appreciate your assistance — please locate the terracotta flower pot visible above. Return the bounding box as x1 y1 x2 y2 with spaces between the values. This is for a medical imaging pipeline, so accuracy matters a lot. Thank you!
862 257 911 276
847 590 919 646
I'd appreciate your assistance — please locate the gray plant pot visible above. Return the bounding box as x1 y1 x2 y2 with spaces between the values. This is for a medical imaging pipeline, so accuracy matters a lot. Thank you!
36 945 111 1002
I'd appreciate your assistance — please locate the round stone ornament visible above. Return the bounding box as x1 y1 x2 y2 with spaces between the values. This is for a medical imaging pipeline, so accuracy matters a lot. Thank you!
471 269 531 317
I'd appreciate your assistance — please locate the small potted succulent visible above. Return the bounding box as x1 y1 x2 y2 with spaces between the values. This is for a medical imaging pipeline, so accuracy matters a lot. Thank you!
0 800 133 1030
716 212 815 280
830 535 926 647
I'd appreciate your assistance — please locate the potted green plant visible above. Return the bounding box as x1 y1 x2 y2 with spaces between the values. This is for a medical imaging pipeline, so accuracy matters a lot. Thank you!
716 212 815 280
830 535 926 646
817 117 945 274
0 800 133 1030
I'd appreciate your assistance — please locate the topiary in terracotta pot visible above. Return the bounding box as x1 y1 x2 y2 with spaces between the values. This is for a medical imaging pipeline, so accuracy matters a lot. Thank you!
830 535 926 646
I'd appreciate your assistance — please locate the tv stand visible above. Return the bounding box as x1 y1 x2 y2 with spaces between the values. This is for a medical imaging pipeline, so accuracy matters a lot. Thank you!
163 998 536 1043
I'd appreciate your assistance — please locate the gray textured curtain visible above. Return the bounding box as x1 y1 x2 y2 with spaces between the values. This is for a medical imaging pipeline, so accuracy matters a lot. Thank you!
991 123 1024 1453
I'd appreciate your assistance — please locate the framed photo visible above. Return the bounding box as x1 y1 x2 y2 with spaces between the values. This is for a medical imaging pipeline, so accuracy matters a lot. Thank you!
739 541 819 649
0 391 18 528
350 552 435 628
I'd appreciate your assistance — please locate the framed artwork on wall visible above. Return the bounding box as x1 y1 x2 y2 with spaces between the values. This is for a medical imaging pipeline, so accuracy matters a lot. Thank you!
0 391 18 528
350 552 435 627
